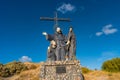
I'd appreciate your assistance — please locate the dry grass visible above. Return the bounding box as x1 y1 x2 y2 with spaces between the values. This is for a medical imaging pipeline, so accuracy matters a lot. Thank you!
84 70 120 80
1 62 120 80
4 62 42 80
108 72 120 80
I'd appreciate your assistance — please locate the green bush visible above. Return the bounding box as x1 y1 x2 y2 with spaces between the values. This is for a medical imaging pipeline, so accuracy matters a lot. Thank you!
81 67 91 74
0 67 10 77
0 63 4 76
0 63 3 70
102 57 120 72
0 61 28 77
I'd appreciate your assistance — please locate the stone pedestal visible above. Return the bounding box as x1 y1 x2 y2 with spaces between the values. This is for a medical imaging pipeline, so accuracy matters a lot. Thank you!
40 60 84 80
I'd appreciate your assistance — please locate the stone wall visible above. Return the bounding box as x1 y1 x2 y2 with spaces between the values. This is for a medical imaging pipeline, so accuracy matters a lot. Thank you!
40 60 84 80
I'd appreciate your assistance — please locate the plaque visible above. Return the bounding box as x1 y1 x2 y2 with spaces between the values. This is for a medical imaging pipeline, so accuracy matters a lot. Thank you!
56 66 66 73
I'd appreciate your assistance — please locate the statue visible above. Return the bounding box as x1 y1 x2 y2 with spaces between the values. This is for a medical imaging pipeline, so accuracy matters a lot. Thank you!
47 40 56 61
67 27 76 60
43 27 68 61
40 12 85 80
41 12 76 61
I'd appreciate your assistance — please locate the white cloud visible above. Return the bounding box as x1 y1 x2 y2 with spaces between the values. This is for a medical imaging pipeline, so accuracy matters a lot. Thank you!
96 32 103 36
102 24 118 35
57 3 76 14
96 24 118 36
19 56 32 62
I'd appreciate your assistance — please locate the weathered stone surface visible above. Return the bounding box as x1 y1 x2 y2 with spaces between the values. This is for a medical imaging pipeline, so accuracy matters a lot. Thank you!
40 60 84 80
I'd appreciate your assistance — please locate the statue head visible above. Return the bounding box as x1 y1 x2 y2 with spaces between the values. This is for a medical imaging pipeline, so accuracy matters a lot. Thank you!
56 27 61 33
50 40 56 48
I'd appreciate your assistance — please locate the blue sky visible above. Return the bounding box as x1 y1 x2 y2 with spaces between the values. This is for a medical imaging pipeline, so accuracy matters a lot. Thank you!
0 0 120 69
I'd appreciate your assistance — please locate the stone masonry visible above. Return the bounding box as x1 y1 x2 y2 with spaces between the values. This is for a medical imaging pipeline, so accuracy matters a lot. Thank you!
40 60 84 80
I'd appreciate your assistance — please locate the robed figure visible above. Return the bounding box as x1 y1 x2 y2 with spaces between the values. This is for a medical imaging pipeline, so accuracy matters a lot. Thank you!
47 40 56 61
43 27 67 61
67 27 76 60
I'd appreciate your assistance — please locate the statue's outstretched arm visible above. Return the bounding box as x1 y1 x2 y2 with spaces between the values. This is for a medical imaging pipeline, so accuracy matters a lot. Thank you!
42 32 54 41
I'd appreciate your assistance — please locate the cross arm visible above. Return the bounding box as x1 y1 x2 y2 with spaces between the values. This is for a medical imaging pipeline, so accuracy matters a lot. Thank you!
40 17 71 22
57 18 70 22
40 17 55 21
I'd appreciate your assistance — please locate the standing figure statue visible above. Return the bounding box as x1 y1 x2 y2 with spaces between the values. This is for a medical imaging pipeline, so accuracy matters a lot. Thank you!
42 27 67 61
67 27 76 60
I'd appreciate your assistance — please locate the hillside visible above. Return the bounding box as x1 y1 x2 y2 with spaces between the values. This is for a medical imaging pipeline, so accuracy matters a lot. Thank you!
0 62 120 80
84 71 120 80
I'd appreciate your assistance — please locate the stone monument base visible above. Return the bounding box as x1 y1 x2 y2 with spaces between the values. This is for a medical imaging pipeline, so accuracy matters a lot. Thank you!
40 60 84 80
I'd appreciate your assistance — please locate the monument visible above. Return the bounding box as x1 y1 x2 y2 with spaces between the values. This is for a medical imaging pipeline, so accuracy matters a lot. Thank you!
40 12 84 80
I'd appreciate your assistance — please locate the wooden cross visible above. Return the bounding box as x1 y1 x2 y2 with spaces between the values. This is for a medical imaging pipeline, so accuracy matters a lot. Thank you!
40 12 70 30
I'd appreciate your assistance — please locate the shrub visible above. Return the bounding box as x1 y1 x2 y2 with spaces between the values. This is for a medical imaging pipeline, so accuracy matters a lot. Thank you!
0 63 4 76
0 61 28 77
0 63 3 69
102 57 120 72
81 67 91 74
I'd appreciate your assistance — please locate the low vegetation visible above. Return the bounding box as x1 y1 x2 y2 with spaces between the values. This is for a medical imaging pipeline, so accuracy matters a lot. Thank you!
102 58 120 72
0 61 28 77
81 67 91 74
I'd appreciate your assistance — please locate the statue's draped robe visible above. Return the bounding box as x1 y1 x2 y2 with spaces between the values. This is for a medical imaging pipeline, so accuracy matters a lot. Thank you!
46 32 67 61
47 45 56 61
67 30 76 60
